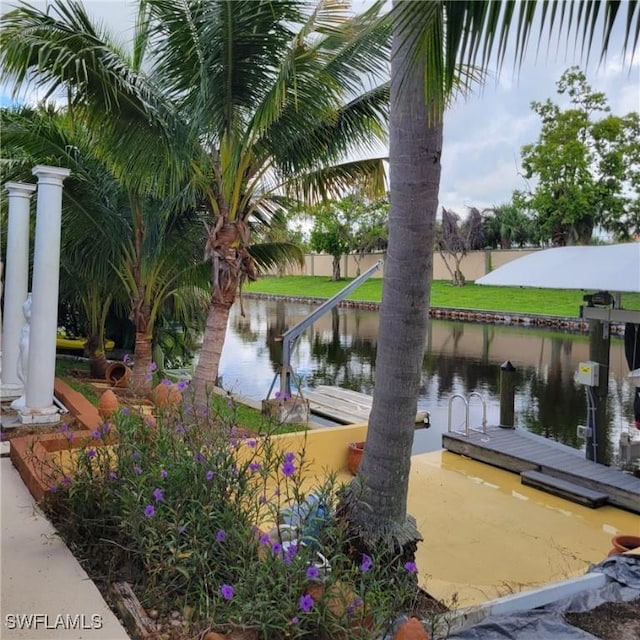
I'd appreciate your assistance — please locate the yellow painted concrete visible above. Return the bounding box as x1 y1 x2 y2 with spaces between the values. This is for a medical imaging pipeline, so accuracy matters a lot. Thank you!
266 425 640 608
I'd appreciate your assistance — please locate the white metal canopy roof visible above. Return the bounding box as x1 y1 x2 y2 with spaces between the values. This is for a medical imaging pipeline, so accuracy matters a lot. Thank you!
475 243 640 293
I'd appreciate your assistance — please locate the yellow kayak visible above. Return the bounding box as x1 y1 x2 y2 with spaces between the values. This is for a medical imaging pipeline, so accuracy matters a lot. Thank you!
56 336 115 351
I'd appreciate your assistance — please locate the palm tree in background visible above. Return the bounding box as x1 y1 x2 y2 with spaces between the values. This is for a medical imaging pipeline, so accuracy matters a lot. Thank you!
1 0 391 403
339 0 640 560
1 105 210 391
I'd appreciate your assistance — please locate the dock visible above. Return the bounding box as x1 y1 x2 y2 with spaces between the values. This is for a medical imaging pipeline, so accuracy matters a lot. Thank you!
303 385 428 426
443 426 640 513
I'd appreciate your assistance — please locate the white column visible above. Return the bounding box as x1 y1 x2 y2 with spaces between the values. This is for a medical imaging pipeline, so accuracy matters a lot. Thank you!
21 165 70 424
1 182 36 398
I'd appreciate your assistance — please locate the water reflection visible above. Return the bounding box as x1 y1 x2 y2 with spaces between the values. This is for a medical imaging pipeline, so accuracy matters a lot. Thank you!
219 298 635 459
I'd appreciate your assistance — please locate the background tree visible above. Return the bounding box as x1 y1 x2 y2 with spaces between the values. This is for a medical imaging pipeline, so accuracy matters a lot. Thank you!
309 203 352 281
519 67 640 245
339 0 640 569
351 196 389 275
435 206 484 285
482 200 538 249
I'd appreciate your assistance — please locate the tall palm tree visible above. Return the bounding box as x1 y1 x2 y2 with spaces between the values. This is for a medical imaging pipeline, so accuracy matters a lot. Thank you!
1 0 391 403
340 0 640 558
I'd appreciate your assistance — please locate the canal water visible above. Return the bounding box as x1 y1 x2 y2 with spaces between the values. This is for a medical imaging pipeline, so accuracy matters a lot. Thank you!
216 297 637 462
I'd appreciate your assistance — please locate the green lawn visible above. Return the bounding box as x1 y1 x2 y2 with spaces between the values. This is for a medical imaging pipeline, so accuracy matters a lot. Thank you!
246 276 640 318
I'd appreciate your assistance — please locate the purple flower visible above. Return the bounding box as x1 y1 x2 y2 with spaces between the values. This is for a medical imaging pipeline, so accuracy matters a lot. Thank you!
306 566 320 580
91 429 101 439
284 543 298 564
176 525 187 534
148 362 158 372
121 407 130 417
161 378 171 386
272 542 282 554
194 451 206 465
216 530 227 543
144 504 155 518
101 422 112 434
284 451 295 463
404 561 418 574
160 469 168 479
66 432 74 441
144 373 153 381
62 475 72 487
220 584 234 601
291 616 299 625
177 380 187 391
87 449 97 459
282 460 296 477
132 451 141 460
259 534 270 546
260 495 267 504
249 462 262 473
206 470 214 481
59 423 69 433
226 400 233 409
49 484 59 493
134 465 143 475
176 423 186 434
152 488 164 502
299 594 314 613
247 439 257 448
347 596 363 615
360 554 372 572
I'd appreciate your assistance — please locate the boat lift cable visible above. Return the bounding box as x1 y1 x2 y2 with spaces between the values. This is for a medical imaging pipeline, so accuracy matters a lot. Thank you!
267 260 384 399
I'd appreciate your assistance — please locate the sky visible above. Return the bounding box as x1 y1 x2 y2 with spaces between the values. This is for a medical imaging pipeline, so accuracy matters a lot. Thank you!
2 0 639 215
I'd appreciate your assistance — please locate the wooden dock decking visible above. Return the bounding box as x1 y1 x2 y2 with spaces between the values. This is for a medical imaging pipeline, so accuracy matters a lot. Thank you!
304 385 428 426
442 426 640 513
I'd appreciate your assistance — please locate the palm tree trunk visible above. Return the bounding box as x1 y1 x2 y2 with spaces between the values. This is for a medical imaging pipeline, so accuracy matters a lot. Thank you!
191 297 234 407
339 4 441 558
131 332 153 395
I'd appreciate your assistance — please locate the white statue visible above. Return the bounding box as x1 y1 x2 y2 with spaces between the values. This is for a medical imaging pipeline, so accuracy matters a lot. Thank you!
10 293 32 410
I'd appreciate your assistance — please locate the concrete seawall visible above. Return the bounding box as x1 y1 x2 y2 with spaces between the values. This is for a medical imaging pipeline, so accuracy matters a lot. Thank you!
243 292 626 336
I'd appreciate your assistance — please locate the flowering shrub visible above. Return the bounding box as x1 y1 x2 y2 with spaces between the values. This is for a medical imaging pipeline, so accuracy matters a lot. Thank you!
42 400 426 639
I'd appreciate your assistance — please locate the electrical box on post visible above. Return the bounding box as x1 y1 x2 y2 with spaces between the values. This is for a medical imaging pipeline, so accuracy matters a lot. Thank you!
577 361 600 386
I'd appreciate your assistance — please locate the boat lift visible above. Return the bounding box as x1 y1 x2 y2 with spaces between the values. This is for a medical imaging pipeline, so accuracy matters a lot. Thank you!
266 260 384 401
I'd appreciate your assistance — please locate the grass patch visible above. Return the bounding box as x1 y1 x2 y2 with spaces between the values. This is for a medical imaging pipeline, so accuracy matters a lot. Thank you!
54 358 100 406
210 394 308 435
246 277 640 318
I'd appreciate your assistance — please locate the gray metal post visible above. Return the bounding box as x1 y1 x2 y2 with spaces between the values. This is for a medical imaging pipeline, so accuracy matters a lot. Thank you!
586 319 611 464
499 360 516 428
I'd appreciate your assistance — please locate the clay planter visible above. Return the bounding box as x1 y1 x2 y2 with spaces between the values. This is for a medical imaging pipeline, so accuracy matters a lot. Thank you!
347 441 365 475
105 362 132 388
608 534 640 556
394 617 429 640
98 389 120 419
151 382 183 409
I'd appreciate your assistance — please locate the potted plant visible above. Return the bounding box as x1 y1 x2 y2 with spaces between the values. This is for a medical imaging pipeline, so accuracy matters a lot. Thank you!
347 441 365 475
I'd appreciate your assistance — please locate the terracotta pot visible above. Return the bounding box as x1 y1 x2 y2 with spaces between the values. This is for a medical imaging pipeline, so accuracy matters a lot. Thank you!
152 382 183 408
347 441 365 475
98 389 119 419
608 534 640 556
394 617 430 640
105 362 132 388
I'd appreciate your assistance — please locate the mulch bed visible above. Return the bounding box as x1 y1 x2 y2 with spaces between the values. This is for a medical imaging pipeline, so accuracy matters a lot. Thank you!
564 597 640 640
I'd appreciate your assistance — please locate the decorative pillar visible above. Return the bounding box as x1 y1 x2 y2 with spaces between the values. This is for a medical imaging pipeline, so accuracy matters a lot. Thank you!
1 182 36 398
21 165 70 424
